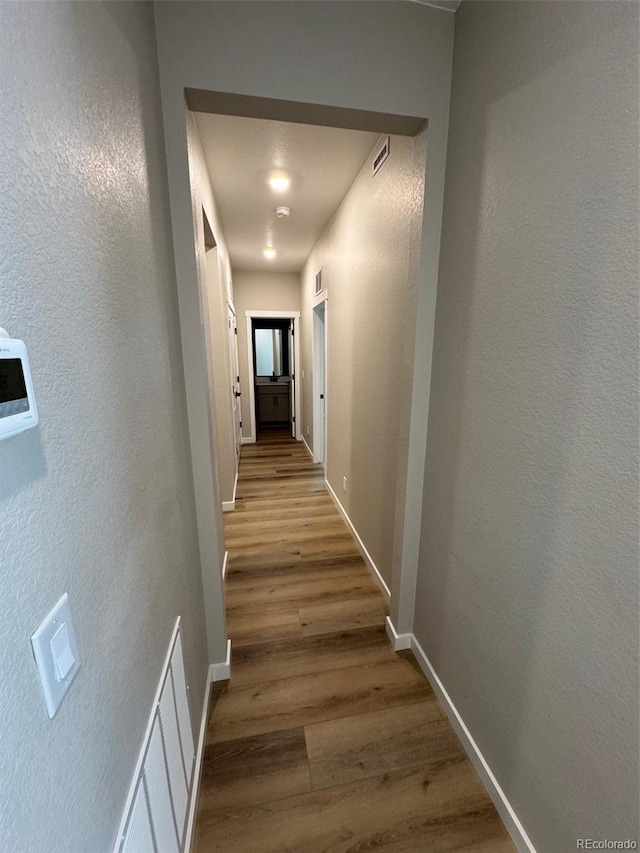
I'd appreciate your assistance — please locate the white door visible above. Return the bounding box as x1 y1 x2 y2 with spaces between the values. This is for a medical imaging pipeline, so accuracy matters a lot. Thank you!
312 302 326 464
228 305 242 467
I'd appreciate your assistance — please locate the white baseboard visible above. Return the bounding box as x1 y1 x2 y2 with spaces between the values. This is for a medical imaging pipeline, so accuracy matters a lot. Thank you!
183 640 233 851
324 478 391 603
408 634 536 853
301 435 314 459
385 616 412 650
222 550 229 580
210 639 232 682
182 664 214 853
241 436 255 445
222 471 239 511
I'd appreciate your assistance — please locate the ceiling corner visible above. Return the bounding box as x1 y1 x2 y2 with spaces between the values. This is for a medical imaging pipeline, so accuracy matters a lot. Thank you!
408 0 462 12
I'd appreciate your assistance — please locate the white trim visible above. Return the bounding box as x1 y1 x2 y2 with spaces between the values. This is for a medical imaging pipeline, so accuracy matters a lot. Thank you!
311 288 328 309
222 472 238 512
385 616 412 651
324 478 391 603
312 294 328 465
210 639 232 682
291 320 300 441
244 310 301 319
222 550 229 579
228 305 242 488
182 665 214 853
301 434 314 460
244 316 256 442
244 310 301 443
113 618 183 852
183 639 233 852
409 634 536 853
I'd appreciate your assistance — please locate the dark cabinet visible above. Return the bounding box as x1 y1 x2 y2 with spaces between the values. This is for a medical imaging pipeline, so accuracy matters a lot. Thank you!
257 385 290 424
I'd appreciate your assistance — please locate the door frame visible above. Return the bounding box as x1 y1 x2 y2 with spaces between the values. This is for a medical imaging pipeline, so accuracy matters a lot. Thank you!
244 309 301 443
311 290 328 464
226 300 241 508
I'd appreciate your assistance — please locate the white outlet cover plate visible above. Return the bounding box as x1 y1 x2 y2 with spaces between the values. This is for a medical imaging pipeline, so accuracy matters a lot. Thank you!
31 593 81 718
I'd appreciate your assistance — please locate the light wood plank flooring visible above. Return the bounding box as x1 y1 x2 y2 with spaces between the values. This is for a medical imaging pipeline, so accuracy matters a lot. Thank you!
193 428 514 852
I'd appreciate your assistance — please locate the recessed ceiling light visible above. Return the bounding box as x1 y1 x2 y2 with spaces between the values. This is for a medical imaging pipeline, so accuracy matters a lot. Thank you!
268 174 291 193
263 247 277 260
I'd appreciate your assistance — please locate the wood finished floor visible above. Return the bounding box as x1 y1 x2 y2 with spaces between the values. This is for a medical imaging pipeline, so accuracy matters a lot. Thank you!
193 429 514 853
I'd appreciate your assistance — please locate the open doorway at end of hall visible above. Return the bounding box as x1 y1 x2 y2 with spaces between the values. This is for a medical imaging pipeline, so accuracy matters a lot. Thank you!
248 315 299 441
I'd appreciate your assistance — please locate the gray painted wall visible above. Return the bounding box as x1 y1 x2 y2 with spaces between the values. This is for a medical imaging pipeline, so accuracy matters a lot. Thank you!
415 3 639 850
233 271 301 438
0 3 209 850
301 134 427 587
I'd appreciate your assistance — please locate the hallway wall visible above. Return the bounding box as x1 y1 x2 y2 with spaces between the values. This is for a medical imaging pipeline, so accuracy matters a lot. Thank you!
205 248 237 506
233 271 301 440
0 4 209 851
415 3 640 850
301 134 426 589
153 0 456 631
187 115 237 508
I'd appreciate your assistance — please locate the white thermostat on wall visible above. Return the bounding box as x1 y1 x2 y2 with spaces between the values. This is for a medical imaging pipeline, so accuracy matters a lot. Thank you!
0 328 39 440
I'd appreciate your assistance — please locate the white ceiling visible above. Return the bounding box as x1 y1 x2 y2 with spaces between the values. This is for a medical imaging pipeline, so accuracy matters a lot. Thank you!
194 112 379 273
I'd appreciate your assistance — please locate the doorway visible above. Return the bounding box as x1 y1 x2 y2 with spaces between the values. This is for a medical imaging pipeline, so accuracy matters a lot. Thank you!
312 295 327 464
244 310 301 442
227 304 242 475
202 223 239 512
253 318 291 437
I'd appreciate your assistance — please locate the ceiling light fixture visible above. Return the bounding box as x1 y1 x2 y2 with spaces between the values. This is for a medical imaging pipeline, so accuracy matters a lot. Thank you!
268 174 291 194
275 206 291 218
263 247 277 260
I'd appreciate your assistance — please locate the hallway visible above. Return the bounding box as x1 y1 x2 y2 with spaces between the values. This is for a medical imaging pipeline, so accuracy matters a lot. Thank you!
193 431 514 852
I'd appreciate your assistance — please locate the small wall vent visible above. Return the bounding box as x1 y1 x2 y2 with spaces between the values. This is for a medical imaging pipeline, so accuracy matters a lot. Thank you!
315 269 323 296
372 136 390 176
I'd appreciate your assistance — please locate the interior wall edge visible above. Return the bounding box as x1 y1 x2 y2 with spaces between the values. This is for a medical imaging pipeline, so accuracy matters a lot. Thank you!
154 60 229 667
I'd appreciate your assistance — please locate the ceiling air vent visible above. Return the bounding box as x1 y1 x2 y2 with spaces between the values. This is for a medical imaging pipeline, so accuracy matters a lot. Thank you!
372 136 390 176
315 269 323 296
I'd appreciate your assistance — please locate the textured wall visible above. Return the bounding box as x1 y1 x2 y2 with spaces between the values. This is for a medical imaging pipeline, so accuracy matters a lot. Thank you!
301 134 426 586
415 3 639 850
0 4 209 850
233 271 301 437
